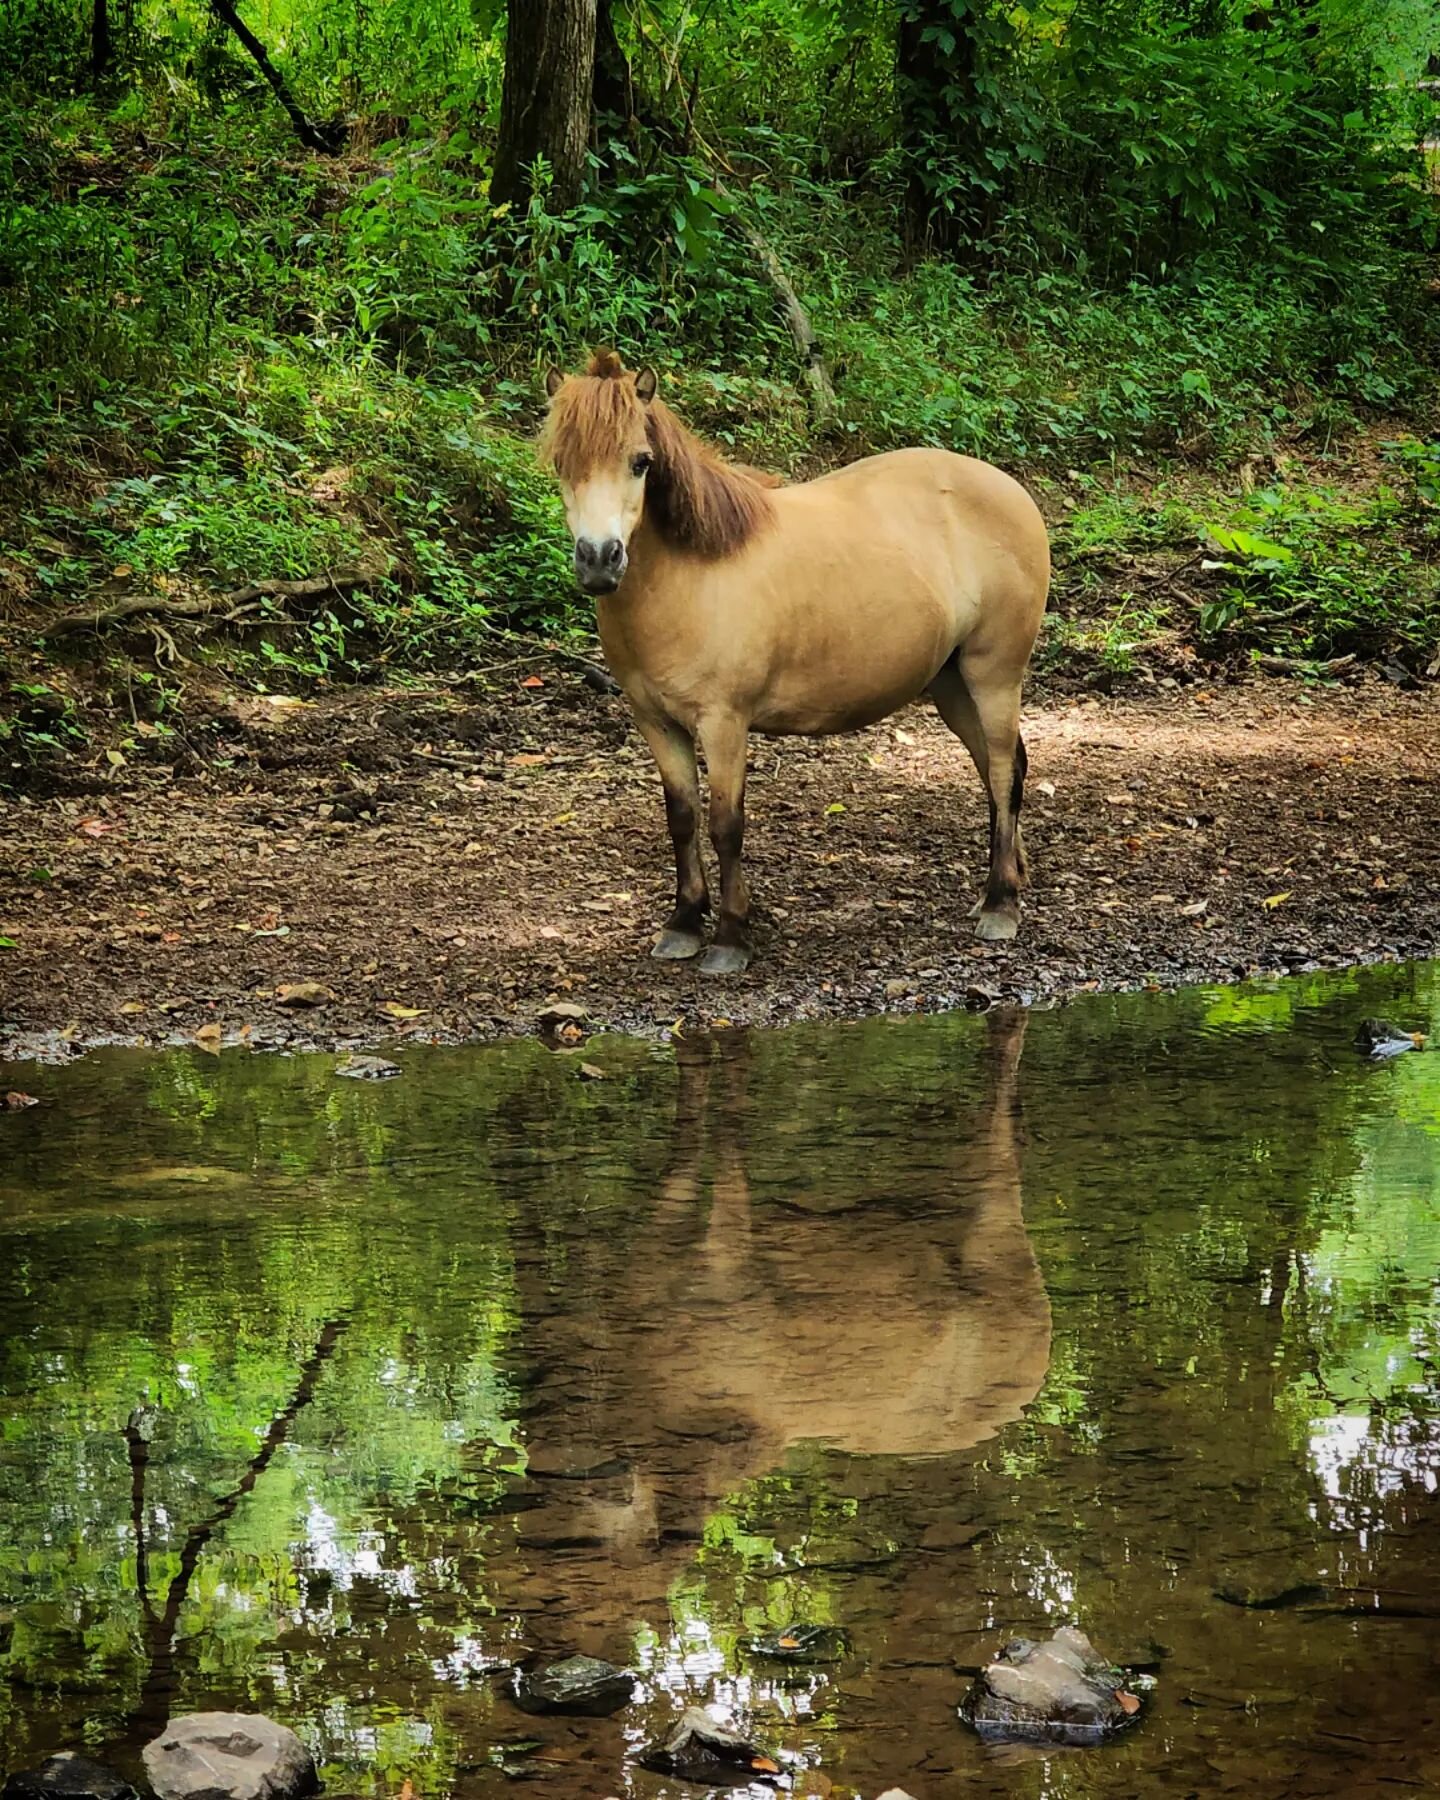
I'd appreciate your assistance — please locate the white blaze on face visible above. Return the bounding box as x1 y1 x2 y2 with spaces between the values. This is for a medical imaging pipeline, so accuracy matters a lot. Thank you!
562 459 648 555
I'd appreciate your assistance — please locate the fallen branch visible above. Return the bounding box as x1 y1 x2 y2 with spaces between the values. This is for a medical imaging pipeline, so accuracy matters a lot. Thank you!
716 181 836 422
207 0 344 152
44 572 374 640
1255 652 1357 676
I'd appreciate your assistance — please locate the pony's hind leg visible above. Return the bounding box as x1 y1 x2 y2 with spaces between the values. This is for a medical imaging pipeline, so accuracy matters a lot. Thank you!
930 656 1028 942
637 714 709 960
696 711 752 977
928 659 997 922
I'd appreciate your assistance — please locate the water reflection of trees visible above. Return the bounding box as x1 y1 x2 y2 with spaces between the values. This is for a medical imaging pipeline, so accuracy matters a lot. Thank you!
0 963 1436 1796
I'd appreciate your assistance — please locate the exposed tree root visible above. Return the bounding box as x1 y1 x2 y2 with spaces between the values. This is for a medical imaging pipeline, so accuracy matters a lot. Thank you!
44 572 375 640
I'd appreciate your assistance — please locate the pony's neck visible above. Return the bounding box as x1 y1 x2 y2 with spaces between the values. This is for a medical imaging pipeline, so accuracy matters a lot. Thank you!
617 511 673 596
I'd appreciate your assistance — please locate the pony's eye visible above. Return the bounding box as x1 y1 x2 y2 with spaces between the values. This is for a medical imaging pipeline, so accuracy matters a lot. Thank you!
631 452 653 478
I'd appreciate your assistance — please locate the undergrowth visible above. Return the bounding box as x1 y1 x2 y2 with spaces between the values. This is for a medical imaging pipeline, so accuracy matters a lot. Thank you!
0 41 1437 780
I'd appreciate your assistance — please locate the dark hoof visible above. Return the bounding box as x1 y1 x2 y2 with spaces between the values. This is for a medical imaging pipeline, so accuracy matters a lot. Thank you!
652 927 704 961
699 942 752 978
974 907 1019 943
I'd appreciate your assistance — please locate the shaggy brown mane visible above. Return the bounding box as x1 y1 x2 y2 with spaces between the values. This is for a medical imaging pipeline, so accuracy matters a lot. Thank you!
540 351 776 559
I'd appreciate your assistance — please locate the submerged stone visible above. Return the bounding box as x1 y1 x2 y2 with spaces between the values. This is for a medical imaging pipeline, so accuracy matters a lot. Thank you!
1355 1018 1422 1060
637 1706 782 1785
513 1654 635 1716
333 1054 401 1080
959 1626 1148 1746
143 1713 318 1800
2 1755 137 1800
743 1623 849 1663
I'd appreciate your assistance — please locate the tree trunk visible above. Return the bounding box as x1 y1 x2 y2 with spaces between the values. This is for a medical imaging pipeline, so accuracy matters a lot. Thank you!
493 0 597 211
896 0 982 255
593 0 631 123
90 0 112 82
207 0 345 153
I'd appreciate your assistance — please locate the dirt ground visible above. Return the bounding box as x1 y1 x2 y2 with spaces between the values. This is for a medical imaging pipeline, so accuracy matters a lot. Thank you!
1 667 1436 1062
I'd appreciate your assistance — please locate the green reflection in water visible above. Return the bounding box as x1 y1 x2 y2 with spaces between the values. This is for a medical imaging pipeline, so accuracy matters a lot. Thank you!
1 963 1437 1799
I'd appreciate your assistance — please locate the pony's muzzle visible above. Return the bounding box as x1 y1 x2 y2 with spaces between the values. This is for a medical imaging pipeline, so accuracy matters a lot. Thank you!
574 535 626 594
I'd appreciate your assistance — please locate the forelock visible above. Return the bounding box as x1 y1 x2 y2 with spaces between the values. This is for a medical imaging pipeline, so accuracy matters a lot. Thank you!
540 367 648 483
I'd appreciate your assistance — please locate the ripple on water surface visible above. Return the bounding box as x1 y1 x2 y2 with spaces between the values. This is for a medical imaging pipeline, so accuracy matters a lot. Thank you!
1 963 1438 1799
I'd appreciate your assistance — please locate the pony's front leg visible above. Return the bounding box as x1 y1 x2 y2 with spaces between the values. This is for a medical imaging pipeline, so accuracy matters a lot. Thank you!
697 712 752 977
636 714 709 960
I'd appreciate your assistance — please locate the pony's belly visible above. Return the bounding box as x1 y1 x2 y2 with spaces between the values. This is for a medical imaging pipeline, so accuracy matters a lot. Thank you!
751 691 919 736
751 656 941 736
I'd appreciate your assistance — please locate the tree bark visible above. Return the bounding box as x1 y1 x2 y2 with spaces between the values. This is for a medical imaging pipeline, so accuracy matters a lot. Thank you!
896 0 983 254
90 0 112 82
593 0 631 123
207 0 345 152
493 0 598 211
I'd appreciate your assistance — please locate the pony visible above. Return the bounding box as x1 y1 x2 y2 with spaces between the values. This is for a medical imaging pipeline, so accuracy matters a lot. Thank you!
540 350 1050 975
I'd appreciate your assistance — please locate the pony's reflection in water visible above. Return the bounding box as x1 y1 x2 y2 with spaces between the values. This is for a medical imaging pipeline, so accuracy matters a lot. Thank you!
519 1010 1052 1594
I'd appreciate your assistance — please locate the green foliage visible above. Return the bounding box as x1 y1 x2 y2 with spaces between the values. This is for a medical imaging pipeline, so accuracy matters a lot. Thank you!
1198 468 1440 659
0 0 1436 698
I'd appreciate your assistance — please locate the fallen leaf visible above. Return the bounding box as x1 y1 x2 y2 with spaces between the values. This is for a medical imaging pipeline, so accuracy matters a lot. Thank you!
380 1001 425 1019
3 1092 40 1109
193 1023 222 1054
120 1000 146 1014
77 818 116 837
105 748 126 768
398 1782 414 1800
276 981 330 1007
520 674 545 688
509 752 548 767
111 563 133 578
578 1062 606 1081
777 1635 801 1649
751 1760 780 1775
1115 1690 1141 1716
824 802 846 816
0 936 16 950
1180 899 1208 917
1036 779 1056 797
1262 891 1292 909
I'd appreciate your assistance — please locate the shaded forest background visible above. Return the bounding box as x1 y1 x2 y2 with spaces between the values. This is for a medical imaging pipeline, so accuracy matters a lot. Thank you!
1 0 1439 771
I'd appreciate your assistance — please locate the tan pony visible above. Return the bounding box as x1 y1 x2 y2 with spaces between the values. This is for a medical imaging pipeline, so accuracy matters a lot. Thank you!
540 351 1050 975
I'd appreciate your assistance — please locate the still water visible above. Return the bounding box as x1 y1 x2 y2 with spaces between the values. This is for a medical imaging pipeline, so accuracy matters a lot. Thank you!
1 966 1438 1799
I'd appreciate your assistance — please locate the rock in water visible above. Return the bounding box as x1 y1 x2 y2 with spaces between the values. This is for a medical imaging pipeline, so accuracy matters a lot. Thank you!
513 1655 635 1716
1355 1019 1421 1060
3 1756 138 1800
637 1707 782 1784
743 1623 848 1663
959 1626 1148 1745
143 1714 318 1800
333 1054 401 1080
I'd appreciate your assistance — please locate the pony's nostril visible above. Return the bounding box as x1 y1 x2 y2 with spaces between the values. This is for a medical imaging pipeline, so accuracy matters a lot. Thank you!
602 537 625 569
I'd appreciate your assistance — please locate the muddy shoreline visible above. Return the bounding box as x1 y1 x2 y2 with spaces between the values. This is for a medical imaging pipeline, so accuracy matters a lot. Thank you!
2 671 1436 1063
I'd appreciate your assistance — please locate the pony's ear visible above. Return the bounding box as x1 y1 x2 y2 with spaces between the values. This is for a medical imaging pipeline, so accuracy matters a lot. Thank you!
634 366 658 403
544 366 564 399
